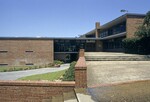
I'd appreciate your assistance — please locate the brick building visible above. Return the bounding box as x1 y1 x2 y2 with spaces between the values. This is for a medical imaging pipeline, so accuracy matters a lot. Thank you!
80 13 145 52
0 13 145 66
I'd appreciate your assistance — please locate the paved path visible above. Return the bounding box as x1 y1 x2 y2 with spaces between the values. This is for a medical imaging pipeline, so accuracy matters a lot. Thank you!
87 61 150 102
88 80 150 102
87 61 150 87
85 52 142 56
0 64 70 80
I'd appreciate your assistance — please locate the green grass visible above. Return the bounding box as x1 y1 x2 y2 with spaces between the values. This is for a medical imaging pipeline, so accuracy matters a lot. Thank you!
0 60 64 72
18 69 67 81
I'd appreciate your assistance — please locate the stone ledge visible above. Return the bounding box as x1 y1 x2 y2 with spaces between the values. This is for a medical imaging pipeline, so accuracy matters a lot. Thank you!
75 57 87 69
0 80 75 87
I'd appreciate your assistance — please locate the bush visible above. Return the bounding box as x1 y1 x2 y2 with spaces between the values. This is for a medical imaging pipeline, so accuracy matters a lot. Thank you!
123 37 141 54
54 60 64 65
62 61 76 81
123 37 150 54
123 11 150 55
47 63 54 67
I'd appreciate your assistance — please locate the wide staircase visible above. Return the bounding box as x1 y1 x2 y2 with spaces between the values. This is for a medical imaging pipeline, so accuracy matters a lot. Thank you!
85 52 150 102
85 52 150 61
42 88 96 102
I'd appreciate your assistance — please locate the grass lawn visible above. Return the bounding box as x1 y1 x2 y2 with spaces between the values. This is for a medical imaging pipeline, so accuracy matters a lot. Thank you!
0 60 64 72
18 69 67 81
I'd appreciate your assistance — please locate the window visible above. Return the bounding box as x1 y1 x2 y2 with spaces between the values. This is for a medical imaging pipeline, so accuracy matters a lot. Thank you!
100 21 126 38
0 51 8 53
25 51 33 52
26 63 34 65
0 64 8 66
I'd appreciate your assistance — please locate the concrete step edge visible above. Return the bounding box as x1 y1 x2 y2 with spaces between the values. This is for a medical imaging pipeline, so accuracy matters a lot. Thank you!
74 88 96 102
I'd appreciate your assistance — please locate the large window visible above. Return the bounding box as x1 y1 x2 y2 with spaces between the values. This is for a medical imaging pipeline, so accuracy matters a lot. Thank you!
100 21 126 38
103 37 125 50
54 40 86 52
86 34 95 38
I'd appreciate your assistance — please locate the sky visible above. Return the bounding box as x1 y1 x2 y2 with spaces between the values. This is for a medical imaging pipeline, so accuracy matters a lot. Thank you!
0 0 150 37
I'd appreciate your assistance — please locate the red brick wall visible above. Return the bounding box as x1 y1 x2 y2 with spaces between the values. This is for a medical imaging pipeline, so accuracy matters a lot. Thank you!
0 81 75 102
0 39 54 66
126 17 144 38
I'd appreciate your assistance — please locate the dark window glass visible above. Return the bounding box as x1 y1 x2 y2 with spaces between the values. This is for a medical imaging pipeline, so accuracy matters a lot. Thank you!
100 21 126 38
103 37 125 50
54 40 86 52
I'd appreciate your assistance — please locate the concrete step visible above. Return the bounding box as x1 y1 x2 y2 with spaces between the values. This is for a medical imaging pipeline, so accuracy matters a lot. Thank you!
74 88 97 102
63 91 78 102
85 55 150 61
85 52 150 61
52 94 63 102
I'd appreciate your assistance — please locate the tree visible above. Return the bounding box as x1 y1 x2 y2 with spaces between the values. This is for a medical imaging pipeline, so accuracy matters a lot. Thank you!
123 11 150 54
135 11 150 38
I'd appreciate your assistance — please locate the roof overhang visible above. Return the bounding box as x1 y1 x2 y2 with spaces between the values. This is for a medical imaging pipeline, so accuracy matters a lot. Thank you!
0 37 102 40
82 13 146 36
100 32 126 40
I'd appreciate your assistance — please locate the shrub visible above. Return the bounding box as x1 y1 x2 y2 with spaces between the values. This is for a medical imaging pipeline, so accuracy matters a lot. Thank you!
48 63 54 67
123 37 141 54
54 60 64 65
123 37 150 55
3 69 7 72
62 61 76 81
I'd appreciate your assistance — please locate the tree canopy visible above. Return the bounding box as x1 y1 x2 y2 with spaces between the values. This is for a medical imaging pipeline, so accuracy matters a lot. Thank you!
135 11 150 38
123 11 150 54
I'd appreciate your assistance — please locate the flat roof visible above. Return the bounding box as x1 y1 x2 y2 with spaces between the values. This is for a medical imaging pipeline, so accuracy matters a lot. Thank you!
83 13 146 36
0 37 102 40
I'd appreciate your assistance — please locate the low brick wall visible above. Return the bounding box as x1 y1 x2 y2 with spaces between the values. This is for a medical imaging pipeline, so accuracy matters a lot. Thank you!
0 81 75 102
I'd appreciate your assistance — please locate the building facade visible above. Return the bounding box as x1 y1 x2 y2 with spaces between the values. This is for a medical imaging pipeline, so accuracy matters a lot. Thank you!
0 39 53 66
0 13 145 66
81 13 145 52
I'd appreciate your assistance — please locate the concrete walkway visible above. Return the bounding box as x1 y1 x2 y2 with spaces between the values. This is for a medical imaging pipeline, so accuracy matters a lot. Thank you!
87 61 150 87
86 52 150 101
0 64 69 80
88 80 150 102
85 52 150 56
87 61 150 101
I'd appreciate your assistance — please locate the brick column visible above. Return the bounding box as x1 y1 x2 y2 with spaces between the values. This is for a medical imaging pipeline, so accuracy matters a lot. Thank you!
75 49 87 88
95 22 100 38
